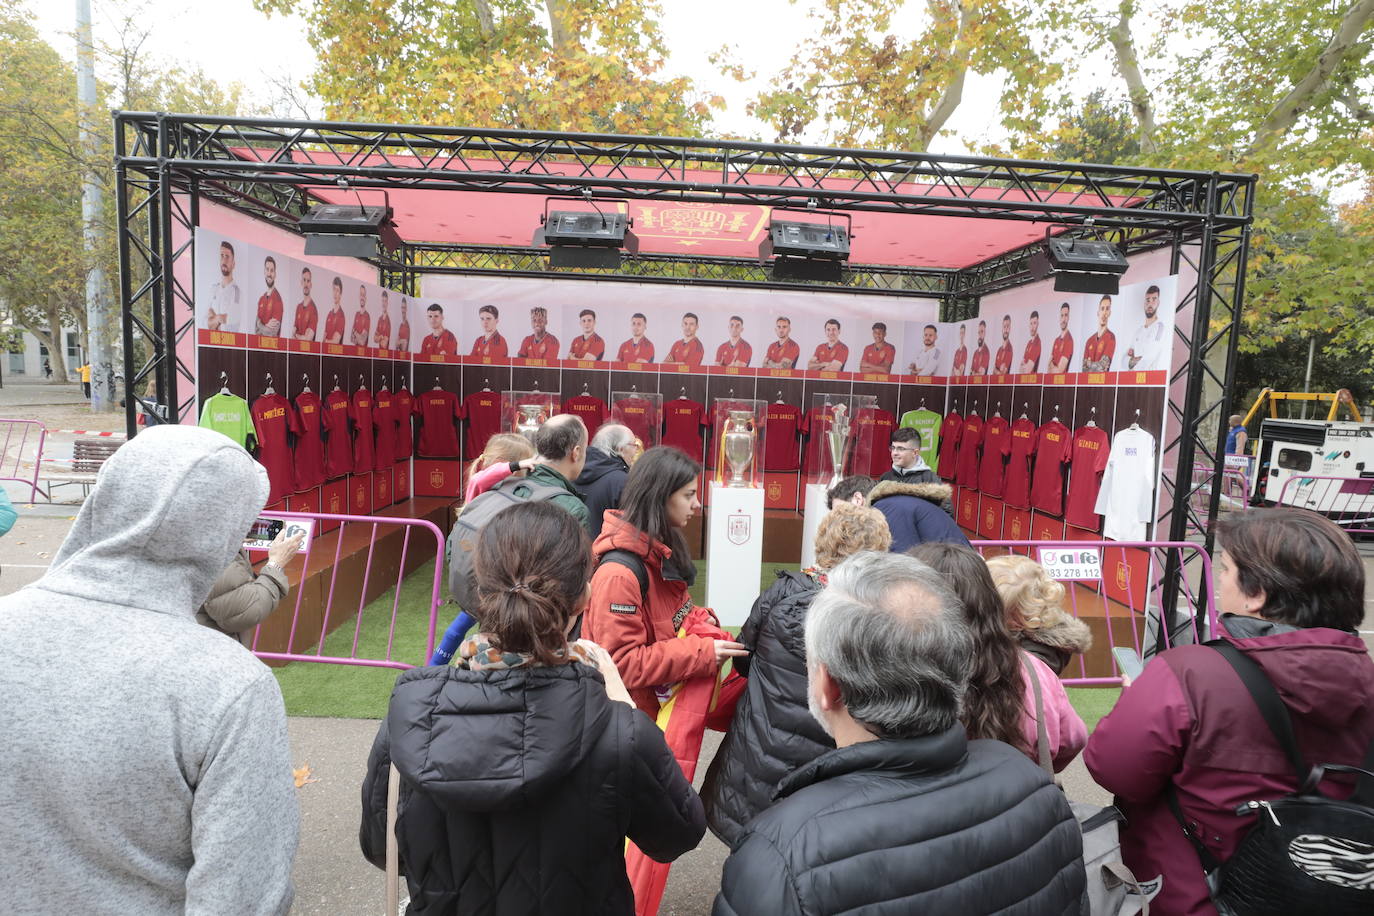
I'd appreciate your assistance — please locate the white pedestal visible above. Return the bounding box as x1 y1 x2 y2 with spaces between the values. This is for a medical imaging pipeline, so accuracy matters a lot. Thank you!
705 483 766 628
800 482 831 570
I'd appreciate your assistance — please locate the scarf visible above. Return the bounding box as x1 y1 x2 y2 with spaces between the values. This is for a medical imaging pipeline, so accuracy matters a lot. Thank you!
453 636 598 671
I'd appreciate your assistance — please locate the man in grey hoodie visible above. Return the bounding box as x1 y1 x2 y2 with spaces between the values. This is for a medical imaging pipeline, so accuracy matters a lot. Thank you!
0 425 299 915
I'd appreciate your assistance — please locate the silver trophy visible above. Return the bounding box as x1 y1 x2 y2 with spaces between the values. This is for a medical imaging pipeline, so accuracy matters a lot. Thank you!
722 409 757 487
825 402 851 489
515 403 547 440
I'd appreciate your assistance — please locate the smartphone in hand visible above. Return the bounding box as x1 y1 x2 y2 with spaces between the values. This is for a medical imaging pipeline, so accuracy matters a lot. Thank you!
1111 646 1144 681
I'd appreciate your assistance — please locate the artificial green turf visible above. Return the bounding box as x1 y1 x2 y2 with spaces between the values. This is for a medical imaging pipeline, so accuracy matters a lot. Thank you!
273 556 1125 727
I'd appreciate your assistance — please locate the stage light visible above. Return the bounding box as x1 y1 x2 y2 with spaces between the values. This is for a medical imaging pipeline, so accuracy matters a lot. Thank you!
1028 236 1128 295
533 198 639 269
758 216 852 282
298 202 402 258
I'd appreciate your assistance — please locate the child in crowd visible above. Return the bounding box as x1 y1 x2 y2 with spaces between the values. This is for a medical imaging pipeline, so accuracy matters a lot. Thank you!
986 553 1093 676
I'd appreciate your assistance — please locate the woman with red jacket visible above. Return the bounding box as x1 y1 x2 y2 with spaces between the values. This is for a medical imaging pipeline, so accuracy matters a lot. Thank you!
583 446 748 720
1085 508 1374 915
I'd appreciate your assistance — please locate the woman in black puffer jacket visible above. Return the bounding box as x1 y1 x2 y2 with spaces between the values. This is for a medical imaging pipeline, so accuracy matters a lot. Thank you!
360 502 705 914
700 502 892 847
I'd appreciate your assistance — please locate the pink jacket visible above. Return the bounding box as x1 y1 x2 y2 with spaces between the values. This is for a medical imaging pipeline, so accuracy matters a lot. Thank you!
1019 651 1087 772
462 461 518 504
1085 620 1374 915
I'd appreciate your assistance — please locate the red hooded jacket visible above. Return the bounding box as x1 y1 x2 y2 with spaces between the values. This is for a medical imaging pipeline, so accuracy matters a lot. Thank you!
583 511 718 720
1085 617 1374 915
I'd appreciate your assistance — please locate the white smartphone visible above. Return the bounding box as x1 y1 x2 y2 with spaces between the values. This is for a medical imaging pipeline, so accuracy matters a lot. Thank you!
1111 646 1144 681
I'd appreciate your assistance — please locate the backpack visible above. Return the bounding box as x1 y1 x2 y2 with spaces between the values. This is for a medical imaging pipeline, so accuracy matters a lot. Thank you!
1167 640 1374 916
446 476 572 611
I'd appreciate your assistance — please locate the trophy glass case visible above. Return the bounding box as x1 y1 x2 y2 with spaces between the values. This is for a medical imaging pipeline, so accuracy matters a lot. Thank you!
806 393 877 488
503 390 559 439
610 390 662 450
710 397 765 489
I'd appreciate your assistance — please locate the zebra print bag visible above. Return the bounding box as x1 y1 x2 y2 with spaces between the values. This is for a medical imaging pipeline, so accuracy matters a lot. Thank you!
1167 642 1374 916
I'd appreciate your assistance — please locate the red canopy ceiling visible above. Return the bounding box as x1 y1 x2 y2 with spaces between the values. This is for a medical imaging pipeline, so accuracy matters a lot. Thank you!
246 149 1130 270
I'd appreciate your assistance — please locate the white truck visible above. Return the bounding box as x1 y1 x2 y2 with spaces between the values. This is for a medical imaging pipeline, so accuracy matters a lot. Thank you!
1251 418 1374 527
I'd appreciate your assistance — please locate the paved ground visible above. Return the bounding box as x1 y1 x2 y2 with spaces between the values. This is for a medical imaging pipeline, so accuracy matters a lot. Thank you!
4 382 1372 913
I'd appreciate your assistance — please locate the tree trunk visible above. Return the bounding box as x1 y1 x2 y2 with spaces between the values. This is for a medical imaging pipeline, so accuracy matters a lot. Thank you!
24 312 69 383
545 0 576 54
1107 0 1158 154
1246 0 1374 157
472 0 495 40
914 1 974 151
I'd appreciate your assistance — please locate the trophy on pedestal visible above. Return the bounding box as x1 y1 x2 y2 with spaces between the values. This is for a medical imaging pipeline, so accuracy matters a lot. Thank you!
825 403 851 489
515 403 547 439
722 410 757 487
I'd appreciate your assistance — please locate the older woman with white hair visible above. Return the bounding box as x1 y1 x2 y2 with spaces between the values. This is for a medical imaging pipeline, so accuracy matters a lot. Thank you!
576 422 638 539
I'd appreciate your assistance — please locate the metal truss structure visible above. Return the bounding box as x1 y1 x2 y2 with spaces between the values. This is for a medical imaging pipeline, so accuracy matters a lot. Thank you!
113 112 1254 552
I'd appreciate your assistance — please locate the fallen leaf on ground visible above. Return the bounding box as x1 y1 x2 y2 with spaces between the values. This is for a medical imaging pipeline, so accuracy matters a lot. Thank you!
293 763 320 788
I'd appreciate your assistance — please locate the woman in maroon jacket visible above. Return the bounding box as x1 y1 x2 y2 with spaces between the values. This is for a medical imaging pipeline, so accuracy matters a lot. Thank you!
1085 509 1374 915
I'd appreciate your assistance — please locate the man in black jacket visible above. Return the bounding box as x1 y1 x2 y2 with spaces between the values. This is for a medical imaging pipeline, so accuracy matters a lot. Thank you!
575 423 636 539
713 552 1085 916
878 426 938 483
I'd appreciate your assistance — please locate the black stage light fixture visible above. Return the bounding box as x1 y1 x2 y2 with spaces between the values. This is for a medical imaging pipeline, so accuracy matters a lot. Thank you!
533 196 639 269
1028 235 1129 295
758 213 852 283
298 199 402 258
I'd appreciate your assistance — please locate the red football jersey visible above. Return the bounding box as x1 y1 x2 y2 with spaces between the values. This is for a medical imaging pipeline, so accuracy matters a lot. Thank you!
811 341 849 371
322 308 346 344
853 407 897 476
1082 330 1116 371
977 415 1012 496
1050 332 1074 371
666 338 704 366
956 414 985 487
715 339 752 367
762 402 801 471
860 343 895 373
561 394 608 439
970 345 990 375
351 310 371 345
662 399 707 457
374 313 392 350
292 300 318 340
372 390 398 470
1020 336 1042 374
396 321 411 352
458 390 501 458
256 289 283 332
616 337 655 364
1065 425 1111 530
612 396 658 445
414 389 462 458
350 388 375 471
1029 420 1072 515
470 332 508 360
994 342 1014 375
1003 418 1037 509
568 333 605 360
292 391 327 490
392 387 414 459
951 346 968 375
764 338 801 367
518 333 560 360
419 330 458 356
322 389 353 479
250 392 299 503
936 412 963 480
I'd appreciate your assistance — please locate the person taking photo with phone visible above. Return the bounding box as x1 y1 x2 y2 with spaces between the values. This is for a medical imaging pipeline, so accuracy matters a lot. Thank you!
197 525 304 645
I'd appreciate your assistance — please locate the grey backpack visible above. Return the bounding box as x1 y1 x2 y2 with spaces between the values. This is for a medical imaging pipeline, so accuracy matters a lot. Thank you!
446 476 569 611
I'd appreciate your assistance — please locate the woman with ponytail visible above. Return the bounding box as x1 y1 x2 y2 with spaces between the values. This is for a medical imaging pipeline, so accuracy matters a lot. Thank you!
361 502 706 913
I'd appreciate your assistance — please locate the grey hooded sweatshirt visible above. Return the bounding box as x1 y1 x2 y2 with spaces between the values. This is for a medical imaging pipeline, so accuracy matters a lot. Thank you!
0 425 299 915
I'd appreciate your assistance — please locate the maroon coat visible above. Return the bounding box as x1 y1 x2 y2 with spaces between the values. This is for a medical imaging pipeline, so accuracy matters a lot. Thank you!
1085 616 1374 915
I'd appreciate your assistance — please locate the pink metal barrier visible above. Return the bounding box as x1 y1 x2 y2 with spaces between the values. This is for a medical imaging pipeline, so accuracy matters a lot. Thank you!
969 540 1217 686
0 419 47 502
1188 462 1250 532
1275 475 1374 535
246 510 446 670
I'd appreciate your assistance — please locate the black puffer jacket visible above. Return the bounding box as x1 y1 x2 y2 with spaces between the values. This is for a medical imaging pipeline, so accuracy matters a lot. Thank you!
360 661 706 915
575 446 629 540
713 727 1086 916
700 570 833 847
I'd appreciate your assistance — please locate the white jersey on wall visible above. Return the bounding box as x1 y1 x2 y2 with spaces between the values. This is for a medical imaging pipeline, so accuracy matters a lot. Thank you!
208 280 244 332
1127 320 1167 371
910 346 942 375
1094 426 1157 541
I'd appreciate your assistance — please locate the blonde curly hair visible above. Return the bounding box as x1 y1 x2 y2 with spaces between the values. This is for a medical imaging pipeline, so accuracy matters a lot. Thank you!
985 553 1067 632
814 502 892 570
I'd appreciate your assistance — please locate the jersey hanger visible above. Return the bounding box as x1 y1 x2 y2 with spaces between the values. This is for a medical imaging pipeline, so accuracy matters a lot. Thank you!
379 374 388 391
1130 408 1140 430
482 378 491 391
775 390 784 403
1086 407 1097 428
433 376 442 389
1020 402 1029 420
219 372 230 396
263 373 275 396
332 374 340 391
301 373 311 394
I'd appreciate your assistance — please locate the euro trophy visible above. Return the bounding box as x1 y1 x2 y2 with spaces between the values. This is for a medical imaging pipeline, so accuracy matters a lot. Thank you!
825 402 851 489
515 403 547 439
722 409 756 487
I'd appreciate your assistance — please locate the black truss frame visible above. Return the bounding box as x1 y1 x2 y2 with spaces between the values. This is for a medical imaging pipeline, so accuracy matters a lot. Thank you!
113 111 1254 553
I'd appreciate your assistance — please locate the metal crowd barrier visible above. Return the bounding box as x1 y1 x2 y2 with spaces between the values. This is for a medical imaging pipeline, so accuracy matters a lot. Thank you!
246 510 446 670
1188 462 1250 533
969 539 1217 686
1275 475 1374 536
0 418 47 502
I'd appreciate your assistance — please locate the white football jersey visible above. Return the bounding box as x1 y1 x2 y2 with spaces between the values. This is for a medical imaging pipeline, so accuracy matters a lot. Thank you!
1094 426 1157 541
